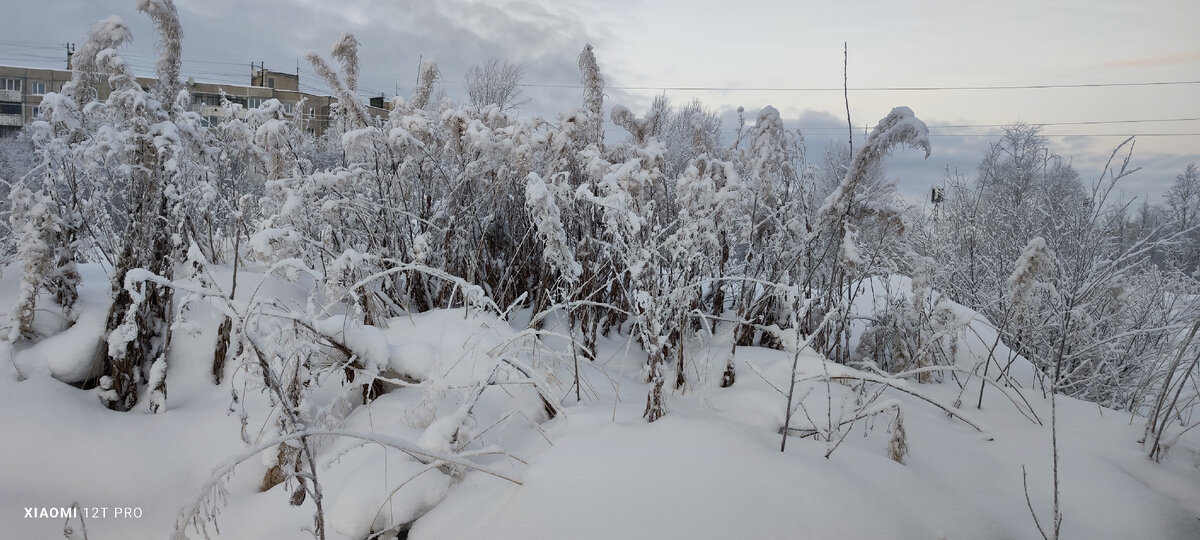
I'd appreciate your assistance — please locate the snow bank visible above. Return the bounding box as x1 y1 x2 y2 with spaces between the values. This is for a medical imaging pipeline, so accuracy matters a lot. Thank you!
327 453 449 538
412 408 1004 540
1 262 1198 540
6 263 109 383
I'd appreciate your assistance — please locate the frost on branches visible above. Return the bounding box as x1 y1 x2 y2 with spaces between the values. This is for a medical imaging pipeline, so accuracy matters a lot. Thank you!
5 7 1198 539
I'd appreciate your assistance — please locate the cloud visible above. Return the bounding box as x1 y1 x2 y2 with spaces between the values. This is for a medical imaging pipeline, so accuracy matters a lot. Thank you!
2 0 1194 208
1097 52 1200 70
1 0 601 114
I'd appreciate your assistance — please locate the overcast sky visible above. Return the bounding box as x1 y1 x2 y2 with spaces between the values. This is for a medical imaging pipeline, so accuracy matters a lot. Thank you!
2 0 1196 203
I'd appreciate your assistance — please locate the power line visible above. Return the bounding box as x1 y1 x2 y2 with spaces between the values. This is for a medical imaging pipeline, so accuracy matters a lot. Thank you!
927 133 1200 138
932 117 1200 128
7 47 1199 93
2 50 1196 137
791 118 1200 135
518 80 1200 92
0 43 254 68
0 53 63 62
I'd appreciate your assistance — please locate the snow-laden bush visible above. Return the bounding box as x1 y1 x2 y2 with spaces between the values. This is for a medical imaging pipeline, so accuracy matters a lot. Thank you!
9 4 1199 538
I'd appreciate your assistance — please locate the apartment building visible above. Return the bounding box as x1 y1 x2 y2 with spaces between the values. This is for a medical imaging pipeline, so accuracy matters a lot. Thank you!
0 64 386 137
0 66 73 135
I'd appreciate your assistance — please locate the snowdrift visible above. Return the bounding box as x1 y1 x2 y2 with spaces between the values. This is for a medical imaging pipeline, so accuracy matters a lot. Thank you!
1 264 1198 539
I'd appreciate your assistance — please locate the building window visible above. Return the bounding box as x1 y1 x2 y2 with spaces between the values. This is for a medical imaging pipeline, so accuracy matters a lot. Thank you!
193 93 224 107
247 97 265 109
31 82 46 95
32 106 42 119
267 77 275 89
0 103 21 114
283 102 294 115
2 78 21 92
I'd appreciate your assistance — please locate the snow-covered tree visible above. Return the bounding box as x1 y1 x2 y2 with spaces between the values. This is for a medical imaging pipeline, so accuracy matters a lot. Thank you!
1165 163 1200 275
73 0 198 411
810 107 930 364
7 187 60 341
577 44 605 150
465 57 528 112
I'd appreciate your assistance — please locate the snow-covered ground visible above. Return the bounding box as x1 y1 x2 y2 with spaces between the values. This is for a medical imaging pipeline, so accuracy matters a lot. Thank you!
2 263 1199 539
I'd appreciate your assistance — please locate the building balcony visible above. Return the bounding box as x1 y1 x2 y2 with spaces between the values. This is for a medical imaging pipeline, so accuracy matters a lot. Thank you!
0 89 21 102
0 113 23 127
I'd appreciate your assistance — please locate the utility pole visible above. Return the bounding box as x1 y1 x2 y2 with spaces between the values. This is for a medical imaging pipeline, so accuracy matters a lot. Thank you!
844 42 852 157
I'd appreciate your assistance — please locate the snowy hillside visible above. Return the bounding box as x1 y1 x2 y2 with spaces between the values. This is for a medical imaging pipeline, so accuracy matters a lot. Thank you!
2 263 1199 539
